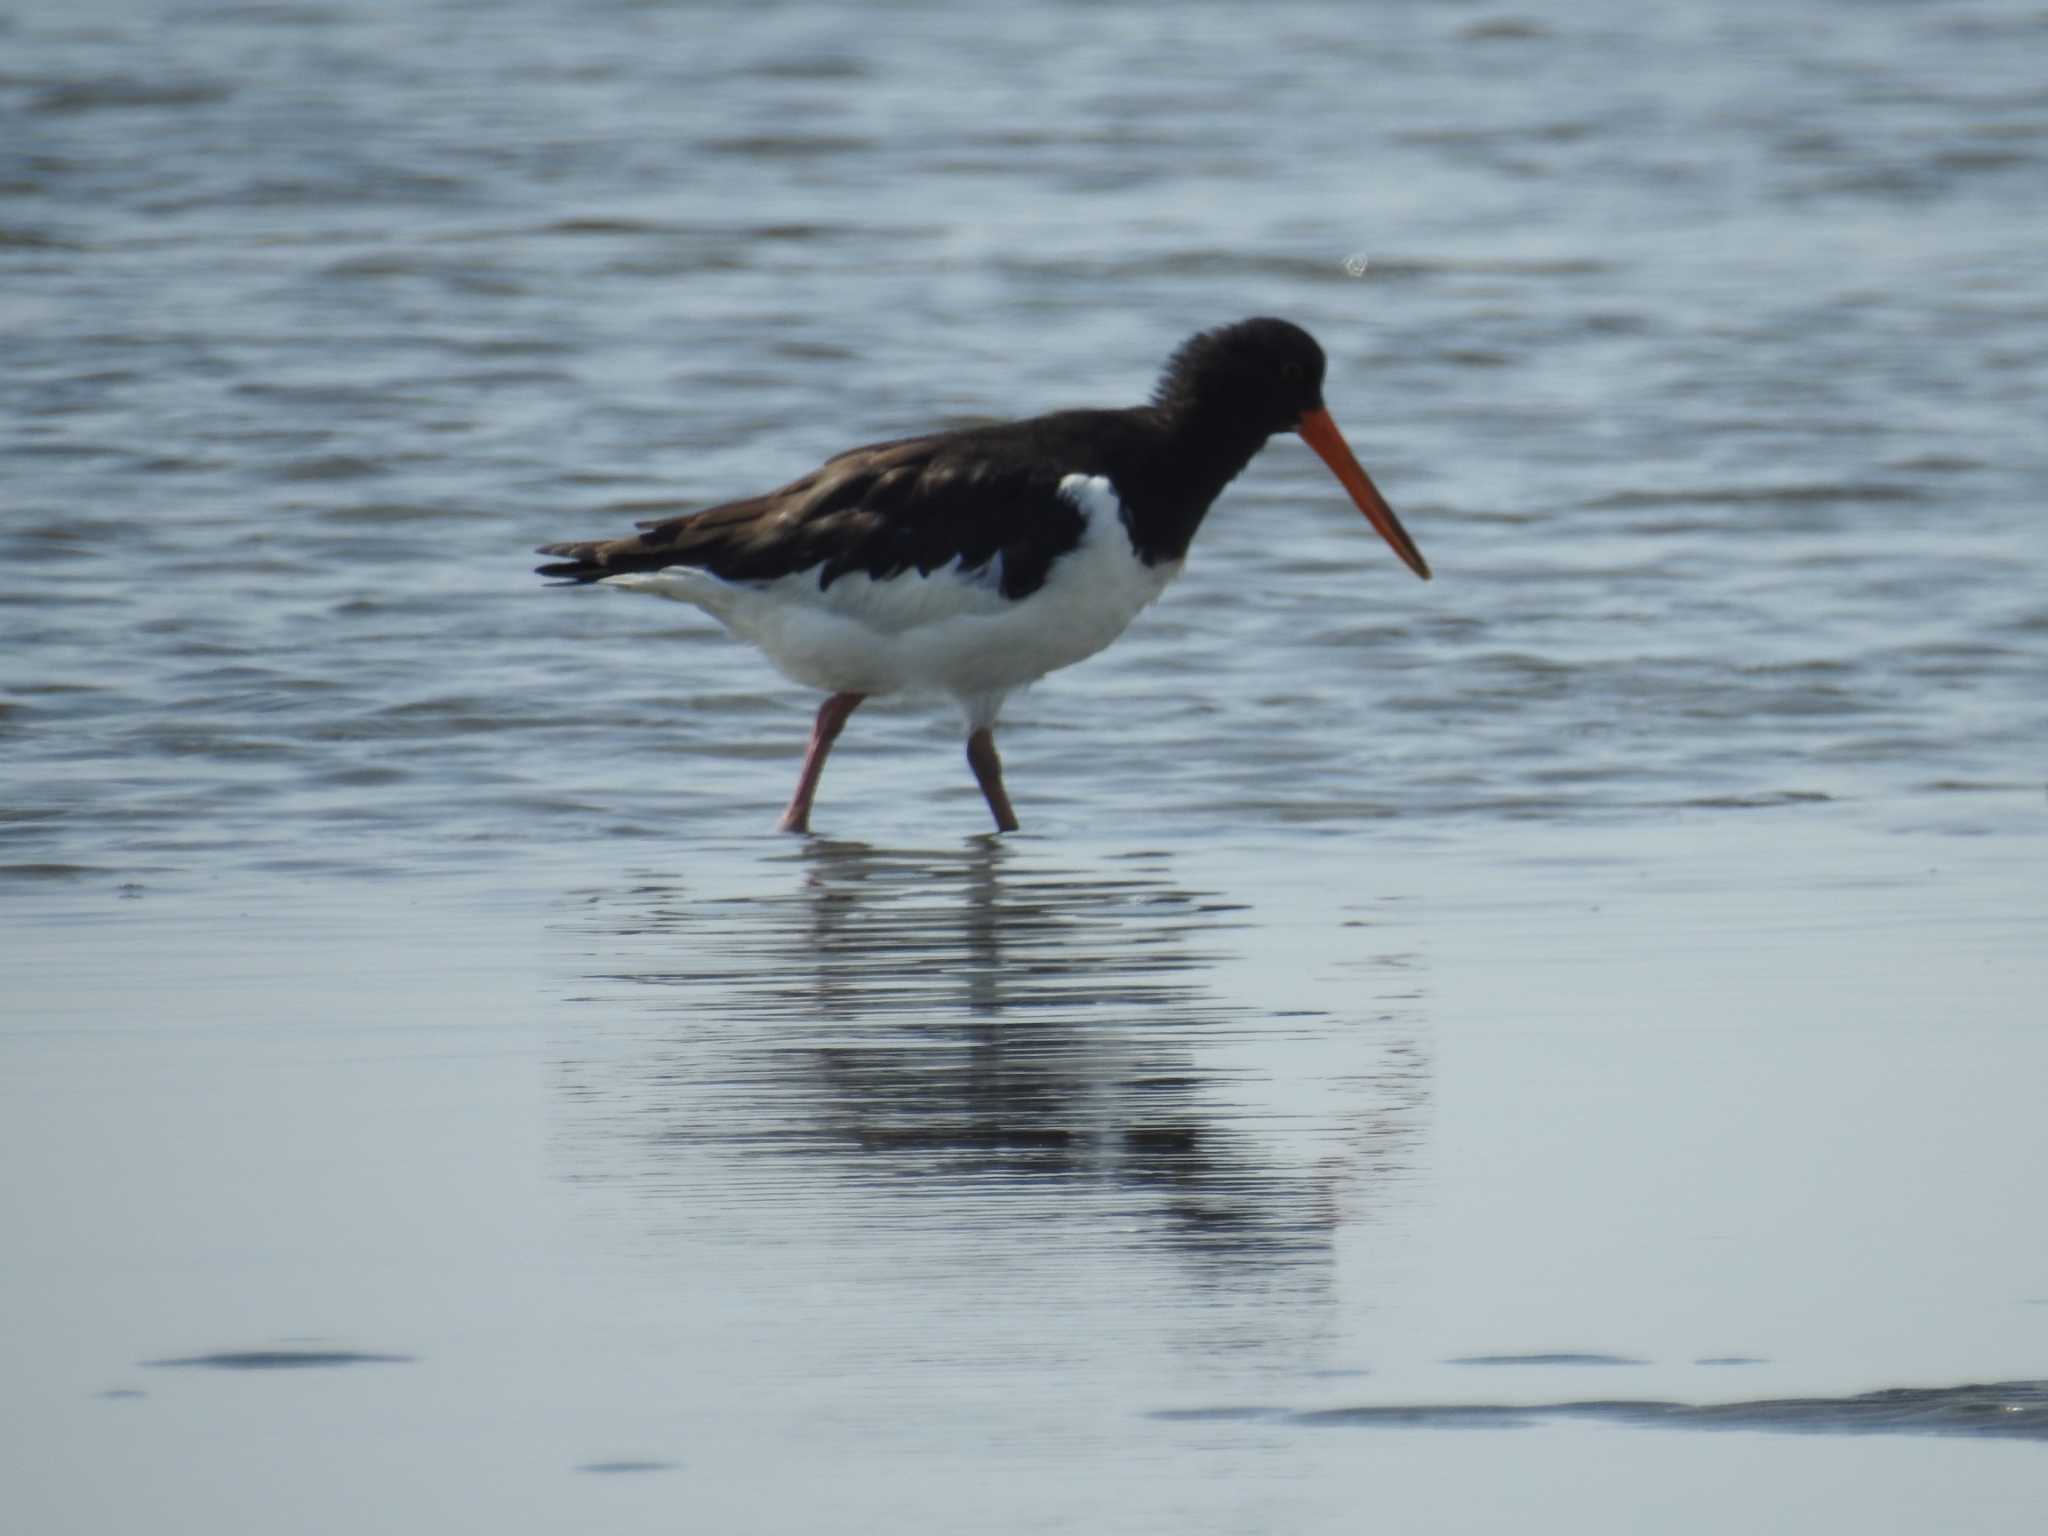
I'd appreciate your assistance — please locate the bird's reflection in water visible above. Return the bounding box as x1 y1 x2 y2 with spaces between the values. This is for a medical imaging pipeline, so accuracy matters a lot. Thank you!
555 838 1430 1315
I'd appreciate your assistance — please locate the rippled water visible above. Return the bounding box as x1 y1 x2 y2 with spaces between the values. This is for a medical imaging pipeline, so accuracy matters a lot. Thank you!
5 2 2047 1531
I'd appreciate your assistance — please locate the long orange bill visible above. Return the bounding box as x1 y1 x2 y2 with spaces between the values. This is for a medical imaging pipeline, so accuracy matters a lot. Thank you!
1296 407 1431 581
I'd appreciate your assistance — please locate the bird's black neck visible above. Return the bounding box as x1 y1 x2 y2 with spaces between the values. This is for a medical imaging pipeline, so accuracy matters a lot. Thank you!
1118 405 1276 566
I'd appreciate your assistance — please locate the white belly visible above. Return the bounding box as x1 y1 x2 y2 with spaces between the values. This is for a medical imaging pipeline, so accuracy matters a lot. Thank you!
604 475 1180 728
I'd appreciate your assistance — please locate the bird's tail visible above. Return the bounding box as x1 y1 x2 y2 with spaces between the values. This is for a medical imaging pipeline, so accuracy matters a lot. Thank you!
535 504 716 582
533 538 615 583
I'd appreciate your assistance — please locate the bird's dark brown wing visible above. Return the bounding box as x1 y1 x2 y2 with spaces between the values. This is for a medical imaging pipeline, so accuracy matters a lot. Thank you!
536 412 1156 601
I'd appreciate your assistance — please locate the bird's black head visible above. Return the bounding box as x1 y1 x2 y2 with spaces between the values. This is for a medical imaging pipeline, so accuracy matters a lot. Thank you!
1148 316 1434 582
1152 317 1329 438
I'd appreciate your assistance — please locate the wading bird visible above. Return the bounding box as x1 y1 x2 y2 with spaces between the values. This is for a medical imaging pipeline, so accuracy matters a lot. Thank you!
537 317 1430 833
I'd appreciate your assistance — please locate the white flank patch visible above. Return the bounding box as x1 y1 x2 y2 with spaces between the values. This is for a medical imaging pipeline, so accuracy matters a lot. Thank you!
604 474 1181 728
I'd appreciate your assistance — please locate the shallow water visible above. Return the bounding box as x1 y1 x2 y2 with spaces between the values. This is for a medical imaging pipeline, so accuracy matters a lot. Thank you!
4 1 2047 1530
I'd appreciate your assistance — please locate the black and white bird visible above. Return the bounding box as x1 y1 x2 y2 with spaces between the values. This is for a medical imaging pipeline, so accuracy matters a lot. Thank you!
536 317 1431 834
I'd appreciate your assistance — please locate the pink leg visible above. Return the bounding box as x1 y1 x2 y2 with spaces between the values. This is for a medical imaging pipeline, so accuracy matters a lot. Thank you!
778 692 865 834
966 727 1020 833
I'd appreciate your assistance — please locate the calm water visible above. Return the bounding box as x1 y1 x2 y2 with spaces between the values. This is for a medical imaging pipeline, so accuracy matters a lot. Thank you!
5 1 2047 1530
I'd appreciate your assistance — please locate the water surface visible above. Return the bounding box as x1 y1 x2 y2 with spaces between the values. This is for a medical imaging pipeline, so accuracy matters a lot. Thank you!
4 1 2046 1531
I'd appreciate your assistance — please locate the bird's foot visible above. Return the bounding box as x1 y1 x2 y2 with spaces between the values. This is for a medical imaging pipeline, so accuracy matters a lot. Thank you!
967 728 1020 833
